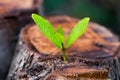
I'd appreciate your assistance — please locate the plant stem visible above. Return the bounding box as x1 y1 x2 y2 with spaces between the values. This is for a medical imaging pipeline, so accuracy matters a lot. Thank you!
62 44 67 61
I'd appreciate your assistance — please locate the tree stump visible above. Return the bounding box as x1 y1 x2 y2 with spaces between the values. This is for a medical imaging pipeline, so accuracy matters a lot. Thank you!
7 15 120 80
0 0 42 79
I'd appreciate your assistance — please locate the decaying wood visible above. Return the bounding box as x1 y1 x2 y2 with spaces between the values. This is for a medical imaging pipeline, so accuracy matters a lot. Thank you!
0 0 42 79
7 16 120 80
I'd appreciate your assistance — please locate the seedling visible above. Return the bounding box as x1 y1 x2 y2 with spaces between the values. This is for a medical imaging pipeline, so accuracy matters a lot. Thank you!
31 13 90 61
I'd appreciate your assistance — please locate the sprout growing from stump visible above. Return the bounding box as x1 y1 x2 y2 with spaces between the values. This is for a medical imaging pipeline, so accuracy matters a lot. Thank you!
32 13 90 61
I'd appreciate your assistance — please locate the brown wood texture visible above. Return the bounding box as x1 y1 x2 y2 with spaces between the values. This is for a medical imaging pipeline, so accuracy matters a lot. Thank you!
7 15 120 80
0 0 42 79
0 0 41 18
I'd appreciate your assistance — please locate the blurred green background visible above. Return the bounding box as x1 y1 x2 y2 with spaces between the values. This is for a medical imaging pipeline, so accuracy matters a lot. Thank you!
43 0 120 35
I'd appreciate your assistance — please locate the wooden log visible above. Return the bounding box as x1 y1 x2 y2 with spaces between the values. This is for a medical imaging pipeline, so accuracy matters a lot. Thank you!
7 15 120 80
0 0 42 18
0 0 42 79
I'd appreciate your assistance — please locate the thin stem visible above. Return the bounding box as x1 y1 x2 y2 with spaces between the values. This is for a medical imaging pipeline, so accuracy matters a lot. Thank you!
62 44 67 61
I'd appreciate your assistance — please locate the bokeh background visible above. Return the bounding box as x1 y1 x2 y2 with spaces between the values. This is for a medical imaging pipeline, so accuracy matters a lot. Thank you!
43 0 120 35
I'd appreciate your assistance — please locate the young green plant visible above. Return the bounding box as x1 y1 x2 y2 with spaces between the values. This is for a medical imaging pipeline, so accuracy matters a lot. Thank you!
31 13 90 61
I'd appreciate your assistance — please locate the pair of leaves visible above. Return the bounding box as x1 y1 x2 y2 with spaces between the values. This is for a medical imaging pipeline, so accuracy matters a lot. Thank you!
31 14 64 49
32 13 90 49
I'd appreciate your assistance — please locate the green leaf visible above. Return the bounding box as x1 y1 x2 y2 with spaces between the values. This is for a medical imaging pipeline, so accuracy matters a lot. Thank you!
66 17 90 48
57 25 64 36
54 32 65 47
31 13 64 49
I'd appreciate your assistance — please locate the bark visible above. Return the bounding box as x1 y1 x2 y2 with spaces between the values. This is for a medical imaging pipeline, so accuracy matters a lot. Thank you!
0 0 42 79
7 16 120 80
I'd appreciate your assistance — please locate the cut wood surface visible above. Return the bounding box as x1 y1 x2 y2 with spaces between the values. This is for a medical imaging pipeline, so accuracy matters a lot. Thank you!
45 66 109 80
7 15 120 80
0 0 41 79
